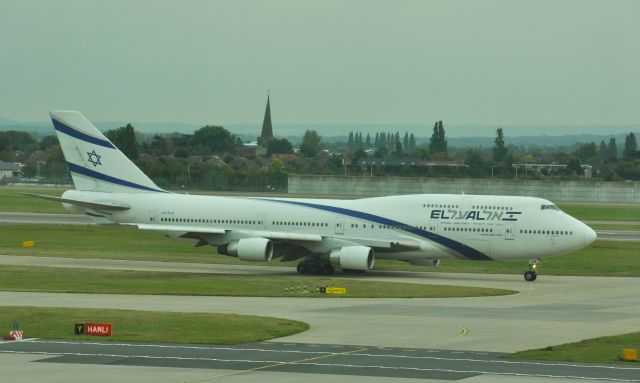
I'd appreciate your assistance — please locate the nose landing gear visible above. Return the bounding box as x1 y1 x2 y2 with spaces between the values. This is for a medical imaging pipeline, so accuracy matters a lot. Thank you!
524 259 540 281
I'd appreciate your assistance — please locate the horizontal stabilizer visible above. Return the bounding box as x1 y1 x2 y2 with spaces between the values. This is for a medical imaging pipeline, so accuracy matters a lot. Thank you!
20 193 130 211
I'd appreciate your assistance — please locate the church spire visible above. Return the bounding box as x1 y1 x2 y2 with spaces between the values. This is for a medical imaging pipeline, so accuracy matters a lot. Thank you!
260 91 273 141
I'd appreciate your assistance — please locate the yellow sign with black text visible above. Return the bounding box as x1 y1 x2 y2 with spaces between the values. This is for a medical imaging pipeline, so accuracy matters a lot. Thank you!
325 287 347 295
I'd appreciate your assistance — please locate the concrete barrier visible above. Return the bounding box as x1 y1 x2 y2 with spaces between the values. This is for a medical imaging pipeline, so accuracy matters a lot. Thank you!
288 175 640 203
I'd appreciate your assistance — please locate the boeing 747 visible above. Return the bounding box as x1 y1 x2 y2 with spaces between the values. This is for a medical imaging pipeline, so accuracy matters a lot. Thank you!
27 111 597 281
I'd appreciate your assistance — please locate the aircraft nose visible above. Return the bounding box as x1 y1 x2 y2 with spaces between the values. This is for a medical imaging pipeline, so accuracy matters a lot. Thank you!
583 224 597 245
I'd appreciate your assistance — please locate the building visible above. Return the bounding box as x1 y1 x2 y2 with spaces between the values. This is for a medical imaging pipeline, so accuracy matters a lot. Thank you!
512 163 593 178
256 93 274 156
0 160 21 180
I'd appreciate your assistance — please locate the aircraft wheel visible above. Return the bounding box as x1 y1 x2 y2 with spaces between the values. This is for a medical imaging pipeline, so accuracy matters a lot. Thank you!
524 270 537 281
342 269 366 274
297 263 308 274
322 264 335 275
308 264 319 275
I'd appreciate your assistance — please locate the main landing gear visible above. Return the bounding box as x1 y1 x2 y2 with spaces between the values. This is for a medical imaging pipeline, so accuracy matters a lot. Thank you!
524 259 540 281
297 261 335 275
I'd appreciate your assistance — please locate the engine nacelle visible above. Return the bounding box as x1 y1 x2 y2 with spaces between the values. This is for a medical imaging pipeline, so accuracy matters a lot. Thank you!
218 238 273 262
329 246 375 271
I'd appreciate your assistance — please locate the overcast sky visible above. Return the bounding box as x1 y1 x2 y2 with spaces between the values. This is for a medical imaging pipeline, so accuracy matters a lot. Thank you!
1 0 638 128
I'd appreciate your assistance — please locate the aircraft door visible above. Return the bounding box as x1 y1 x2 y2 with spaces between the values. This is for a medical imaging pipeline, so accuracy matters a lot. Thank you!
257 214 266 230
148 210 158 223
460 196 473 211
335 216 345 234
504 222 515 240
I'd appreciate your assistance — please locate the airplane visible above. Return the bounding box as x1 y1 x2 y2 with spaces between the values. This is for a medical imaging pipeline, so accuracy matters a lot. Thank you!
26 111 597 282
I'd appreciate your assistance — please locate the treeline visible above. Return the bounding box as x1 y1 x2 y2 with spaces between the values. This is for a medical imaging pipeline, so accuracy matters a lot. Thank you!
347 131 417 152
2 120 640 186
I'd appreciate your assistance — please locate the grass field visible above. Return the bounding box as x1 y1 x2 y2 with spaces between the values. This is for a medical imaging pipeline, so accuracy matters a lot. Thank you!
2 224 638 277
0 186 68 213
511 332 640 364
380 240 640 277
0 306 308 344
0 224 244 264
589 223 640 231
0 265 515 298
558 204 640 222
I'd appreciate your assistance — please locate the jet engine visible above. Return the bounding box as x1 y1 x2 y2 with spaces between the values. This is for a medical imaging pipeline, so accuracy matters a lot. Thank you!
218 238 273 262
329 246 375 271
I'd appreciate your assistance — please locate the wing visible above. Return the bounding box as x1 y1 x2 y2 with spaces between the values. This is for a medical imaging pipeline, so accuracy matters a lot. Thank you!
127 223 421 258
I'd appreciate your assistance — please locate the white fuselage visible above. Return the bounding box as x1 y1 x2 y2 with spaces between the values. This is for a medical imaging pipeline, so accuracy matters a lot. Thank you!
63 190 596 263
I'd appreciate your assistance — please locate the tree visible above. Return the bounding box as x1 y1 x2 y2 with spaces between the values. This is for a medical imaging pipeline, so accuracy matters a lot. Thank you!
0 131 37 152
39 135 59 151
623 133 638 161
465 149 486 167
191 125 239 154
464 149 487 177
150 135 169 156
365 133 371 148
429 120 447 157
408 133 416 151
574 142 597 162
300 130 322 157
492 128 508 164
355 132 363 148
106 124 139 160
403 132 409 150
598 140 607 161
607 138 618 162
266 138 293 155
347 132 354 148
351 148 367 164
566 156 582 176
393 141 403 158
270 157 284 172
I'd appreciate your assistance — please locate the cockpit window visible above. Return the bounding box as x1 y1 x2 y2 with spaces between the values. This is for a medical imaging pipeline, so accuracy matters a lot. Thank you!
540 204 559 211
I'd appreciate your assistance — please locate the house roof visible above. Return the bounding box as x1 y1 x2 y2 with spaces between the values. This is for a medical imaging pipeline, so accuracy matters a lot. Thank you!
0 160 20 171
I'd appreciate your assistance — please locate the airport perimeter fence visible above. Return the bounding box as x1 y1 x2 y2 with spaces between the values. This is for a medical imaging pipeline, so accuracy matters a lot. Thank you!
288 175 640 203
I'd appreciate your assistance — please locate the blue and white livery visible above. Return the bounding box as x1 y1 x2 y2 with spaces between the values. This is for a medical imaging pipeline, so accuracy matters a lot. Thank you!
31 111 596 281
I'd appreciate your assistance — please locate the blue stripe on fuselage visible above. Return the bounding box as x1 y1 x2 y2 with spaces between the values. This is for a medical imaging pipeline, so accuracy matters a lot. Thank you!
259 199 493 261
52 118 115 149
67 162 166 193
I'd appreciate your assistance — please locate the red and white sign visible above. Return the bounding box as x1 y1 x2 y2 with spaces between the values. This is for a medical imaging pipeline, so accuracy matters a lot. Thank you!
9 330 23 340
84 323 112 336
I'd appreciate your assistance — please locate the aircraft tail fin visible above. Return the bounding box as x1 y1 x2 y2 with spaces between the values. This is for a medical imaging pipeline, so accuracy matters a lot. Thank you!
50 110 165 193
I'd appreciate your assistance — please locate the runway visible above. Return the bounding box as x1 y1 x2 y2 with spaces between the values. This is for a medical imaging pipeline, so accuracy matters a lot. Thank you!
1 269 639 381
1 211 639 241
1 339 638 382
1 255 640 353
2 213 640 381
